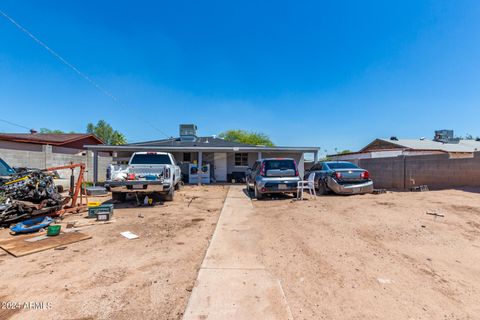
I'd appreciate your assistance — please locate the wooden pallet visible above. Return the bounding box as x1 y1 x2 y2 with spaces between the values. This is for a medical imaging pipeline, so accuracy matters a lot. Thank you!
0 232 91 257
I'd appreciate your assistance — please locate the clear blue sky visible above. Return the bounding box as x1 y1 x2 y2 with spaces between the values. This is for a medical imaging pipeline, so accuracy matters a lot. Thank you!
1 1 480 156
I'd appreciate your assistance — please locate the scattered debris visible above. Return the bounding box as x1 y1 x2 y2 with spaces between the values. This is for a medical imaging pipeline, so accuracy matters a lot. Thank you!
138 213 144 218
85 186 108 196
411 185 429 192
10 216 54 234
377 278 393 284
47 224 62 236
426 211 445 218
120 231 139 240
54 246 67 250
0 169 65 225
188 196 199 207
88 203 114 219
25 234 49 242
0 232 91 257
373 189 387 194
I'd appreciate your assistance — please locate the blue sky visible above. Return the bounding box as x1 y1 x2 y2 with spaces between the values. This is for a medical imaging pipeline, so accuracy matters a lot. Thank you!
1 1 480 156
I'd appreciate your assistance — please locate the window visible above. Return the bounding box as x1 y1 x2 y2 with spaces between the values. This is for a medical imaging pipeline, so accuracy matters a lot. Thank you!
326 162 358 169
183 152 191 162
264 159 296 171
130 153 172 165
234 153 249 166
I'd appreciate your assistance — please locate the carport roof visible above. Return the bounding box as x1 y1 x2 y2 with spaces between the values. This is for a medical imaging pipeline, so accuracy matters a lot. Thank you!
85 142 318 154
127 136 257 148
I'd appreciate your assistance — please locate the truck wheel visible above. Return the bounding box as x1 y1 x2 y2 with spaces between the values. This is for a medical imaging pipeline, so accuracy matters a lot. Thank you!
174 177 180 190
254 185 264 200
164 186 175 201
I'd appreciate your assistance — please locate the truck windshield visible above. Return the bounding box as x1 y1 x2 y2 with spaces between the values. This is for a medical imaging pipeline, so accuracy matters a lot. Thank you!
130 154 172 165
327 162 358 169
0 158 15 176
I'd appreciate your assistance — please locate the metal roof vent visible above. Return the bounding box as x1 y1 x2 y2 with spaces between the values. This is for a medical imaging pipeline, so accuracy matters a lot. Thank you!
179 124 197 142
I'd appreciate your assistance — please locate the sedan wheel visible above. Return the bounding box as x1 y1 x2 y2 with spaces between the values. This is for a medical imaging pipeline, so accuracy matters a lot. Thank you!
318 180 329 195
254 185 264 200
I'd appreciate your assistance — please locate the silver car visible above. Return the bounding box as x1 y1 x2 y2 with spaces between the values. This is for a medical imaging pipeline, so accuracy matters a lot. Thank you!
246 158 301 199
305 161 373 195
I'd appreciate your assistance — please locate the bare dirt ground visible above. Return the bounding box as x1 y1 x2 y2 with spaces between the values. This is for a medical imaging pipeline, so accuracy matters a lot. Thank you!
251 189 480 320
0 185 228 320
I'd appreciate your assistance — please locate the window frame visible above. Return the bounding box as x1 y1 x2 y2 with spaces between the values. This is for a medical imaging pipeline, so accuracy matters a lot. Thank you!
234 153 249 167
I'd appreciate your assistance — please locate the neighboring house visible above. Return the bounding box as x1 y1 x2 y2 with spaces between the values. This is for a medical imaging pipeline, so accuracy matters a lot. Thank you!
325 129 480 190
0 132 110 181
84 124 319 183
330 130 480 162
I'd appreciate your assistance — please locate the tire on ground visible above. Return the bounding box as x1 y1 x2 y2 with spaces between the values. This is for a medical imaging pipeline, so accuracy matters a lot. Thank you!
162 185 175 201
254 185 264 200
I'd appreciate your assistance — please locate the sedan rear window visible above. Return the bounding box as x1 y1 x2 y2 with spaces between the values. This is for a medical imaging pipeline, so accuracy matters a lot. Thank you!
265 159 296 171
130 154 172 165
327 162 358 169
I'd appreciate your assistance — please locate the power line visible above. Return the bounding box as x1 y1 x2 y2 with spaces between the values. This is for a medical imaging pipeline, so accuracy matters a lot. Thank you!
0 9 171 139
0 117 31 131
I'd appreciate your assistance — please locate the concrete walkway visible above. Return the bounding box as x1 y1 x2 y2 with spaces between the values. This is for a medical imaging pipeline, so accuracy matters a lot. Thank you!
183 186 293 320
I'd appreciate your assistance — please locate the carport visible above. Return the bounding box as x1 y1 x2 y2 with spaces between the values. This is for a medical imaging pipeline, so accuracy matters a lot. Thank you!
84 144 319 184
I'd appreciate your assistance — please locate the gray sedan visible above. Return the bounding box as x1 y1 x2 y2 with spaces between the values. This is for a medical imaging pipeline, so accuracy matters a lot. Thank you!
305 161 373 195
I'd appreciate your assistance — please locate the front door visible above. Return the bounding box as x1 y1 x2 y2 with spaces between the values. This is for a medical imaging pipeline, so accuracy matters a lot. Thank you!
214 153 227 182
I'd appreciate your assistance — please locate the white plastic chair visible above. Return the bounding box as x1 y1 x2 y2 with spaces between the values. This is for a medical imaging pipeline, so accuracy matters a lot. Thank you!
297 172 316 200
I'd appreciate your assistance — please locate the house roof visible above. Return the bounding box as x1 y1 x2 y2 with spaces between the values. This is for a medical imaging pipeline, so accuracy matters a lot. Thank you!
128 136 257 148
361 138 480 153
0 133 103 146
85 136 318 153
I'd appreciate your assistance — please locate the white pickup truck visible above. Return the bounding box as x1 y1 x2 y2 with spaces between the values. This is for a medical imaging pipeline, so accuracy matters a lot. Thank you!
106 152 181 201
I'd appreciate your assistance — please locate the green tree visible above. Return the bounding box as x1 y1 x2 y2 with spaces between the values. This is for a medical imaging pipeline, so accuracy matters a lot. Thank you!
218 130 274 146
86 120 126 145
339 149 352 154
40 128 67 134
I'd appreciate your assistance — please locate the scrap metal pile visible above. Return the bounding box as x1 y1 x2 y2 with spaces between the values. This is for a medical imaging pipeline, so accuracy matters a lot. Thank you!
0 169 66 226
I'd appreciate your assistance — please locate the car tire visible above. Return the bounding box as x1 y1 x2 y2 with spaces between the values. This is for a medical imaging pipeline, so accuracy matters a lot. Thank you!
318 180 329 195
254 185 264 200
163 185 175 201
174 181 181 190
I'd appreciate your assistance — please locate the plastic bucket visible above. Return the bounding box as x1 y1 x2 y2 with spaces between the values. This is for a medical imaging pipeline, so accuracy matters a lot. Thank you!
47 225 61 236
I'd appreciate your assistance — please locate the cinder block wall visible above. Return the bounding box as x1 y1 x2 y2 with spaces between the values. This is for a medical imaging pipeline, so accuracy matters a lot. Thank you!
359 152 480 190
0 144 112 182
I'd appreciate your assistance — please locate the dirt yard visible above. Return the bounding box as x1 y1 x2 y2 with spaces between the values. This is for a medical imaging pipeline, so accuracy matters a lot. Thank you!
251 189 480 319
2 186 480 320
0 185 228 320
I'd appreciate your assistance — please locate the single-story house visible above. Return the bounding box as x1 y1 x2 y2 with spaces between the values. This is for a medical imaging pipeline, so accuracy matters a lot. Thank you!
0 132 109 180
330 130 480 162
85 124 319 183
